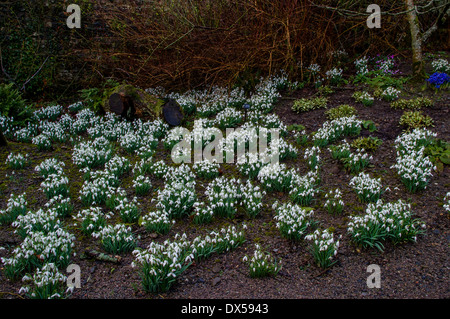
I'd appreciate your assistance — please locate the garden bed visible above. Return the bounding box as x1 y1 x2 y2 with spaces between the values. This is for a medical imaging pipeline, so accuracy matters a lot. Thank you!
0 60 449 300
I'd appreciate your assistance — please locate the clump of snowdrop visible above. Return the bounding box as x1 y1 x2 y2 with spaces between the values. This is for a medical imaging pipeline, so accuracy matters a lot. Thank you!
205 176 241 219
354 56 369 76
214 224 247 253
349 172 384 203
74 207 113 235
323 189 344 214
391 129 436 193
257 163 295 193
68 101 84 113
214 107 243 129
0 192 28 225
40 173 70 199
33 105 63 122
305 229 341 269
72 136 113 169
193 159 220 179
44 195 73 218
391 148 435 192
313 116 362 147
347 199 426 251
304 146 321 171
132 238 194 293
431 58 450 73
352 91 374 106
155 176 197 219
133 174 152 196
163 126 188 150
292 129 309 145
1 228 75 279
12 208 61 239
190 201 214 224
241 180 265 218
79 171 117 206
273 201 315 241
105 155 131 178
289 171 319 206
38 121 68 143
444 192 450 213
270 135 298 161
328 140 351 160
6 152 29 169
242 244 281 278
93 223 136 254
116 197 141 223
132 158 153 176
148 160 169 178
261 113 288 137
341 149 372 173
394 128 436 155
32 133 52 151
140 210 175 235
381 86 401 102
326 67 343 85
0 115 14 139
15 123 38 143
237 152 268 179
19 263 70 299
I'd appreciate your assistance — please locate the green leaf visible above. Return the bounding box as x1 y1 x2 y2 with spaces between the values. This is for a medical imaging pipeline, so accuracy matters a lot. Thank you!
440 153 450 165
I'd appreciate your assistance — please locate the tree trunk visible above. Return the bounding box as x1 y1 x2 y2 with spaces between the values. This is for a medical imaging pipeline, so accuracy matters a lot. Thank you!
405 0 426 79
0 131 7 147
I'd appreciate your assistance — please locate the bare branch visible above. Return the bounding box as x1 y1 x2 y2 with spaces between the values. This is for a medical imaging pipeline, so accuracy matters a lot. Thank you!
20 56 49 91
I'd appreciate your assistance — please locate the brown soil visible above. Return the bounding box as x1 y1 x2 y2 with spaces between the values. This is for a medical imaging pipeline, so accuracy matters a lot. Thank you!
0 78 449 301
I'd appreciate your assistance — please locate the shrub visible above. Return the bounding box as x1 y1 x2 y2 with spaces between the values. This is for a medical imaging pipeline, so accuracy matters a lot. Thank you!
0 83 33 122
351 136 382 152
325 105 357 120
399 111 434 131
390 97 433 110
292 97 328 113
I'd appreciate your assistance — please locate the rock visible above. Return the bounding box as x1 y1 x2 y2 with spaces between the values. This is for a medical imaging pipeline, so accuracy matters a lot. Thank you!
163 98 184 126
149 233 159 239
103 84 165 120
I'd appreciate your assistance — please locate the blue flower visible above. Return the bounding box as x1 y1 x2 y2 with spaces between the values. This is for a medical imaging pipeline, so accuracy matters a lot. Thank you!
427 72 450 89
